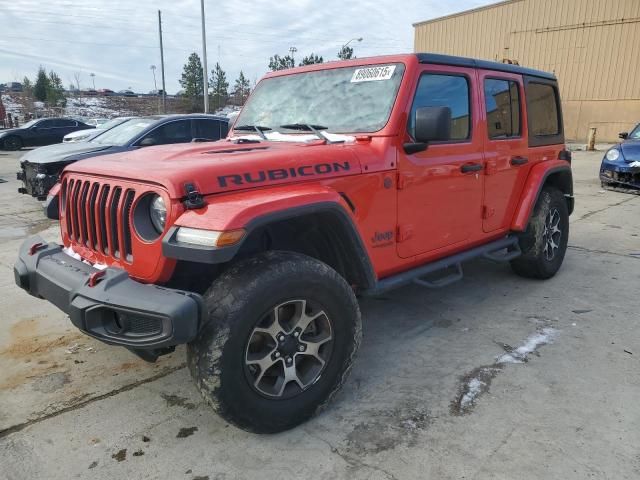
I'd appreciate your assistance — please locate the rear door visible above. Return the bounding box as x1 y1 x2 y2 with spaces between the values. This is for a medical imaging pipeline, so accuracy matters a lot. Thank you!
397 66 485 258
479 71 530 232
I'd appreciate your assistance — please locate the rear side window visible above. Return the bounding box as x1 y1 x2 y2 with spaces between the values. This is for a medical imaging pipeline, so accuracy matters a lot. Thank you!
526 82 560 136
409 74 471 141
484 79 520 138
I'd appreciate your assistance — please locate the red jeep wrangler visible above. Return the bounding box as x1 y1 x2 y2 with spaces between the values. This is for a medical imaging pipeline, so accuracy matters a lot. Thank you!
15 54 573 433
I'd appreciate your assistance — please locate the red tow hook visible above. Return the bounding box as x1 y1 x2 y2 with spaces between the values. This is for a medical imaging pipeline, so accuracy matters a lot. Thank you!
88 270 106 288
28 242 46 255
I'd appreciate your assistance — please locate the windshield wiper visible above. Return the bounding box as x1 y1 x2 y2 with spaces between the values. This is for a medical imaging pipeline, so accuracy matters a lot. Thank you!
233 124 272 140
280 123 343 144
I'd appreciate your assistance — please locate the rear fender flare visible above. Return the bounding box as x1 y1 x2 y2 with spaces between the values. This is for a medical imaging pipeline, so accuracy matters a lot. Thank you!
511 161 573 231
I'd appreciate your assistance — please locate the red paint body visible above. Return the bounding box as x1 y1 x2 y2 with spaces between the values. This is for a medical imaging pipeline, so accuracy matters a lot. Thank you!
60 54 567 285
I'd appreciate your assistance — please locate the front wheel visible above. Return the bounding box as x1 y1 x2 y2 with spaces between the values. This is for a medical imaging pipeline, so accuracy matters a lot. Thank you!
2 135 22 151
511 187 569 279
187 251 362 433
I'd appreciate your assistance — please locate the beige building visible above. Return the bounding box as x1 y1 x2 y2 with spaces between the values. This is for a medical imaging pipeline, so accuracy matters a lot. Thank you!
413 0 640 142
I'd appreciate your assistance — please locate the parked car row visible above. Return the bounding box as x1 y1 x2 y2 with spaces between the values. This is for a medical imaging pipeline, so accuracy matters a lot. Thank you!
16 114 229 200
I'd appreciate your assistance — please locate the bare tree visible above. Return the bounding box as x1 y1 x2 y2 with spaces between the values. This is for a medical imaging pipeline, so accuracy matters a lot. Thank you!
73 72 82 94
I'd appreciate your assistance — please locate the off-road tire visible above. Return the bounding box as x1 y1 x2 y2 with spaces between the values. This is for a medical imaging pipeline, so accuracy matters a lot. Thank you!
187 251 362 433
511 187 569 279
2 135 22 151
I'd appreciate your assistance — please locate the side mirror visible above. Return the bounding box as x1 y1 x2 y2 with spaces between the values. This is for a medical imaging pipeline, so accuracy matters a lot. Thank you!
139 137 157 147
404 106 452 154
619 132 629 140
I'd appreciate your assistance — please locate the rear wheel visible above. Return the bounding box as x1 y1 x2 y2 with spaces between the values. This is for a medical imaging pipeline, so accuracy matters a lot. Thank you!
2 135 22 151
187 251 361 433
511 187 569 279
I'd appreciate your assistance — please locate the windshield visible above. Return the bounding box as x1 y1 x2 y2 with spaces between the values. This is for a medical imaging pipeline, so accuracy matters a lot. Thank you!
90 118 154 146
235 63 405 134
20 119 39 129
97 117 125 130
629 124 640 139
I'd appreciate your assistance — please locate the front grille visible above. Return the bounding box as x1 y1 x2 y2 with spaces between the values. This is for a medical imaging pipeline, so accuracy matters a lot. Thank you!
62 178 135 263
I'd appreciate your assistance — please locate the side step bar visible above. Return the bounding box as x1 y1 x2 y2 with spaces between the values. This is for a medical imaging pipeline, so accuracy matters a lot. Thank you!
364 236 520 296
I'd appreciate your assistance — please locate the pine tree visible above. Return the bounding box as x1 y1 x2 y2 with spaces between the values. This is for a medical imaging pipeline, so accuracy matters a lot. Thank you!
299 53 323 66
33 67 50 102
179 52 204 101
210 62 229 110
268 54 296 71
233 71 251 105
337 45 354 60
46 70 66 106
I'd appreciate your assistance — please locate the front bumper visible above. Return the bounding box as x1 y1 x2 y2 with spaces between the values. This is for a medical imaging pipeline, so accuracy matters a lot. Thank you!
17 162 59 200
600 162 640 191
14 236 204 351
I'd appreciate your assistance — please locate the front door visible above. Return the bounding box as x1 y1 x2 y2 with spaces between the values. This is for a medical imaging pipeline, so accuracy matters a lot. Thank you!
479 72 531 232
397 66 484 258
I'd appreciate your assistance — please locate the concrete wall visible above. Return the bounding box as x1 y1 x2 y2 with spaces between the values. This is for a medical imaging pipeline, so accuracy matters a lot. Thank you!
413 0 640 142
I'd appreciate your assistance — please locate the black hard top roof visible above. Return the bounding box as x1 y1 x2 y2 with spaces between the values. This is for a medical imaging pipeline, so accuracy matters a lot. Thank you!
416 53 556 81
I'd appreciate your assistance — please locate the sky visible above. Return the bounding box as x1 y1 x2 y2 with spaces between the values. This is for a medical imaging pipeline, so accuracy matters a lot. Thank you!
0 0 497 94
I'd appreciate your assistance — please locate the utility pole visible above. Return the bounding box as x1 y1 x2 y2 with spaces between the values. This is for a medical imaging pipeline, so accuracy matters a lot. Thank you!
90 72 95 89
200 0 209 113
158 10 167 113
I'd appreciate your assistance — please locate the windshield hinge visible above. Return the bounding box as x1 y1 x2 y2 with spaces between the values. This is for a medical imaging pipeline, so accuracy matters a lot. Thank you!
183 183 205 210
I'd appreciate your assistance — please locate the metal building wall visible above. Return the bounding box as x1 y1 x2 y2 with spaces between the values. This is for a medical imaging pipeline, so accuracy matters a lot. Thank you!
413 0 640 141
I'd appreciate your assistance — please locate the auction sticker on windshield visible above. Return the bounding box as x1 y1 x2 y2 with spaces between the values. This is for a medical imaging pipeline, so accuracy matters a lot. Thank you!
351 65 396 83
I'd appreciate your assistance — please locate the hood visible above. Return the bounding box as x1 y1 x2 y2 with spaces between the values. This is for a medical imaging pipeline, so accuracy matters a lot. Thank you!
0 128 21 137
20 142 114 164
65 139 362 198
620 140 640 162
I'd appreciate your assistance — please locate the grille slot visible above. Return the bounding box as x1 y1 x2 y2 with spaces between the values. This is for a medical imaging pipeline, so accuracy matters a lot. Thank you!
64 178 137 264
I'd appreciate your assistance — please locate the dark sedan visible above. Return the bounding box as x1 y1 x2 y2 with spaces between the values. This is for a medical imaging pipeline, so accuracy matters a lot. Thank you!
600 123 640 193
0 118 94 150
17 114 229 199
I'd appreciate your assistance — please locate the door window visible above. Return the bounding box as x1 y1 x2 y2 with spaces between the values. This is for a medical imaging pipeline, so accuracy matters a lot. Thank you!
38 119 56 128
193 119 228 140
144 121 191 144
484 79 520 139
408 74 471 141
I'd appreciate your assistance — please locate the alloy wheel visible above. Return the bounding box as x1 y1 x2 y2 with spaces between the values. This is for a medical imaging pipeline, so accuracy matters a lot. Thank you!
542 207 562 261
244 299 333 399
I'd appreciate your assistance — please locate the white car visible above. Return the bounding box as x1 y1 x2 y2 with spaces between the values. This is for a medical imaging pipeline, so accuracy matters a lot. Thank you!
85 118 108 127
62 117 131 143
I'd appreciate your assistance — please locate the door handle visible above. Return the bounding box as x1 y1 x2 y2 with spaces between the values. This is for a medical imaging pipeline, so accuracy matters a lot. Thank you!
460 163 483 173
510 156 529 166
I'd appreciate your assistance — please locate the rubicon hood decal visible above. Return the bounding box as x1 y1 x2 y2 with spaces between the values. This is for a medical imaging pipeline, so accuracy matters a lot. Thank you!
65 140 362 198
218 161 352 188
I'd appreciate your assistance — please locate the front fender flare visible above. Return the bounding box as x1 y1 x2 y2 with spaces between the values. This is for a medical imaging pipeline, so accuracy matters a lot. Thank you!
162 184 376 287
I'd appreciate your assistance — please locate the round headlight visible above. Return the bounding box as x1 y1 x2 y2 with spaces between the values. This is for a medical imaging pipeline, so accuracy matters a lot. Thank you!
606 149 620 161
149 195 166 233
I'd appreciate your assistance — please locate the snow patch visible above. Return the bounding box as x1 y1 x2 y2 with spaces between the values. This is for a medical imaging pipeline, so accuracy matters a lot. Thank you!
496 327 557 364
459 377 484 409
62 246 107 270
1 94 23 116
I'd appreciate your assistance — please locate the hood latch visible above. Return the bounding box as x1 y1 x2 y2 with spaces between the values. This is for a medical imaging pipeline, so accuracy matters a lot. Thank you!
183 183 205 210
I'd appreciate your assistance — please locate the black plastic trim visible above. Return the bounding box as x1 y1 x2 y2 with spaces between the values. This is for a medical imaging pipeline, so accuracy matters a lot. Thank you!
416 53 556 80
14 236 203 349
